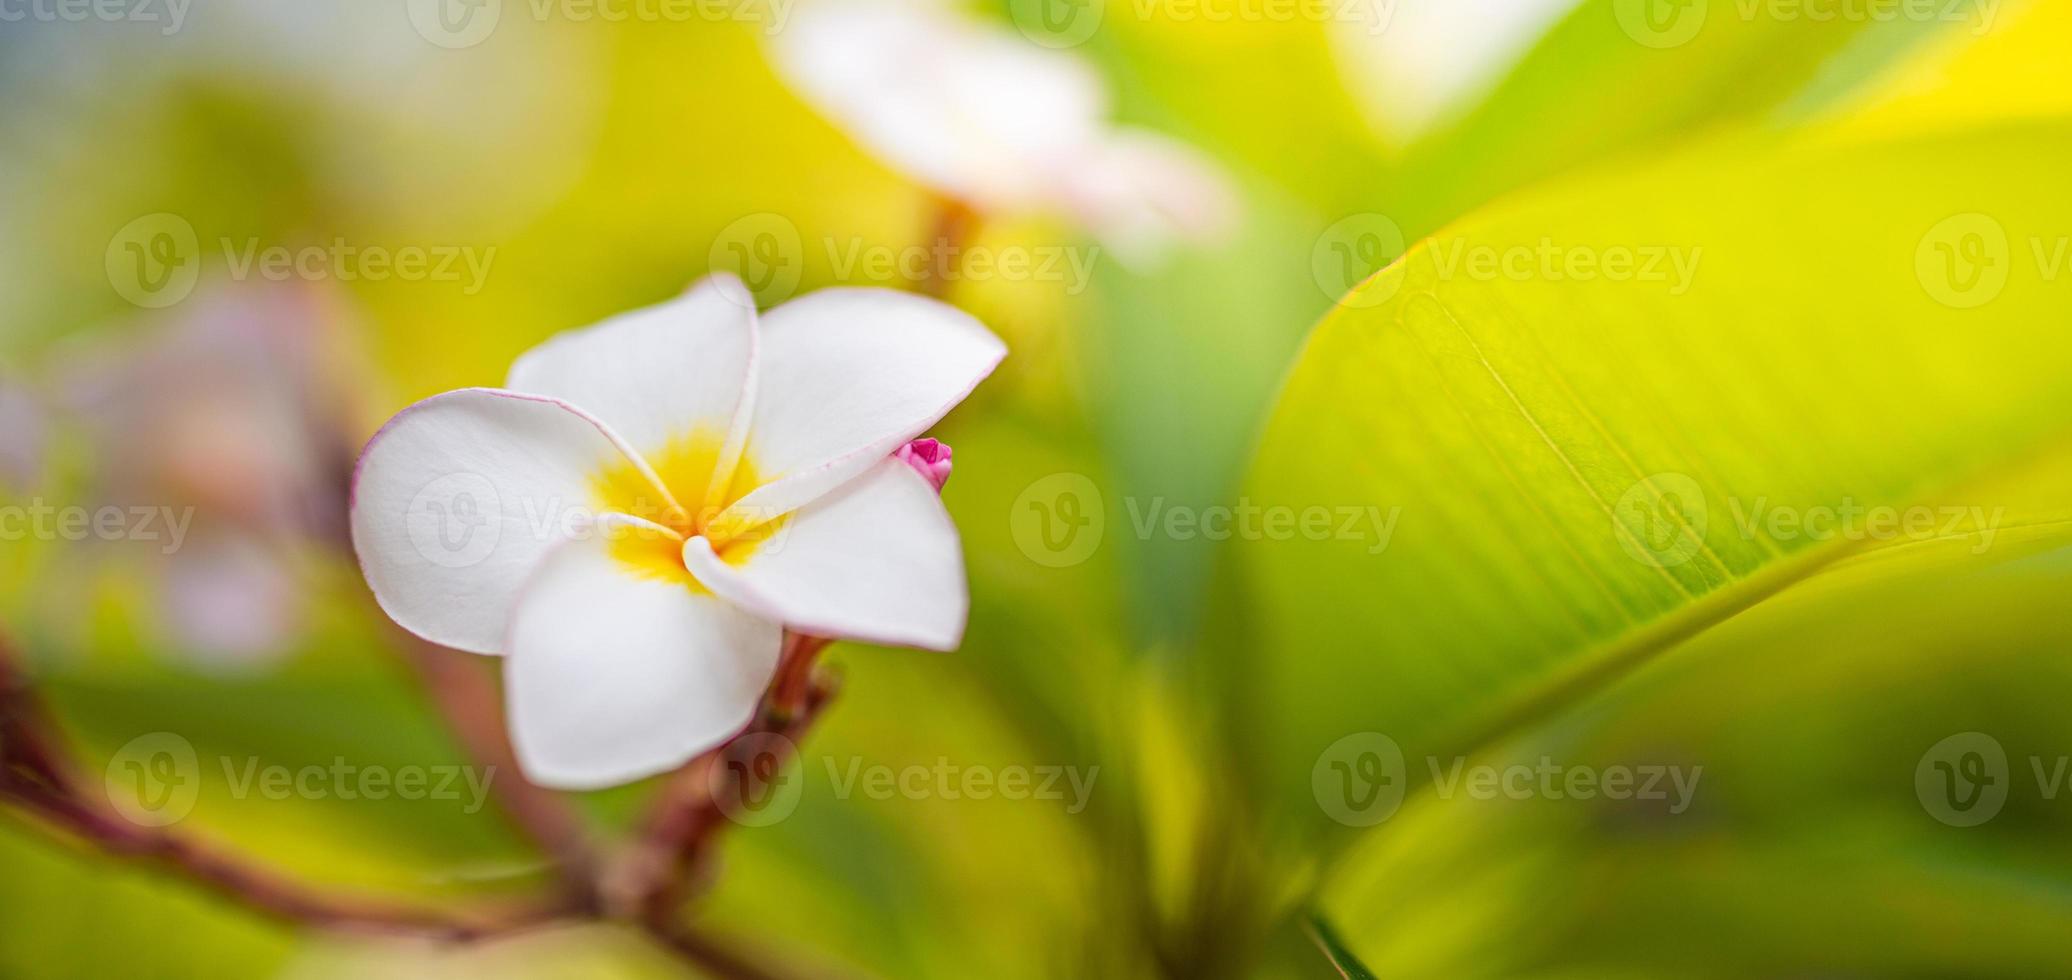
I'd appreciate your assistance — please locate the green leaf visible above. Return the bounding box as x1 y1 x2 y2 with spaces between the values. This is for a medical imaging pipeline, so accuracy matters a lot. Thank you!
1316 498 2072 975
1386 0 1955 235
1305 911 1380 979
1805 0 2072 138
1082 184 1336 645
0 821 294 980
1230 119 2072 849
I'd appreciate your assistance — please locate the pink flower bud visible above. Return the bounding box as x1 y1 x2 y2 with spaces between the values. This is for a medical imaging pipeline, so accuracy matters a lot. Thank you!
895 438 953 493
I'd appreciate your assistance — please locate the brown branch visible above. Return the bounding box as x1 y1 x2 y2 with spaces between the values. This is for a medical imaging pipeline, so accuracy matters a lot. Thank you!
0 638 69 790
0 629 567 942
0 775 572 941
611 633 838 932
6 468 820 978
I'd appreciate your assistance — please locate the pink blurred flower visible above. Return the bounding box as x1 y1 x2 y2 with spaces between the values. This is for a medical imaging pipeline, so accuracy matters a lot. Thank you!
0 377 45 493
50 282 360 665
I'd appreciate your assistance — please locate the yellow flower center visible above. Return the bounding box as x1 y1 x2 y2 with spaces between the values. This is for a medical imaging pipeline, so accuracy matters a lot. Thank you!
591 429 785 586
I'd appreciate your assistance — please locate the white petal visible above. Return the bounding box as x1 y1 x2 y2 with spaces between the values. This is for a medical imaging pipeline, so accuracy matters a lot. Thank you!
350 389 670 654
717 288 1003 535
506 274 758 473
685 458 967 651
1330 0 1580 146
505 515 782 790
769 3 1106 208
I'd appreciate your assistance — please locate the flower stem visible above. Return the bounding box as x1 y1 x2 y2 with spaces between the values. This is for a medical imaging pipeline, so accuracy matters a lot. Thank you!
610 631 837 932
915 195 981 299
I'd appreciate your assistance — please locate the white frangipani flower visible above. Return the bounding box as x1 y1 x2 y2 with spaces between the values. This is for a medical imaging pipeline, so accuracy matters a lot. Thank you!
1330 0 1581 146
351 275 1005 789
770 2 1238 267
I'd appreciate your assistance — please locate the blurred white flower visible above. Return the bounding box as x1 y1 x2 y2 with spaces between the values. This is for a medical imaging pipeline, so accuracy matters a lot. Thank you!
1331 0 1580 146
351 274 1004 789
770 1 1239 267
